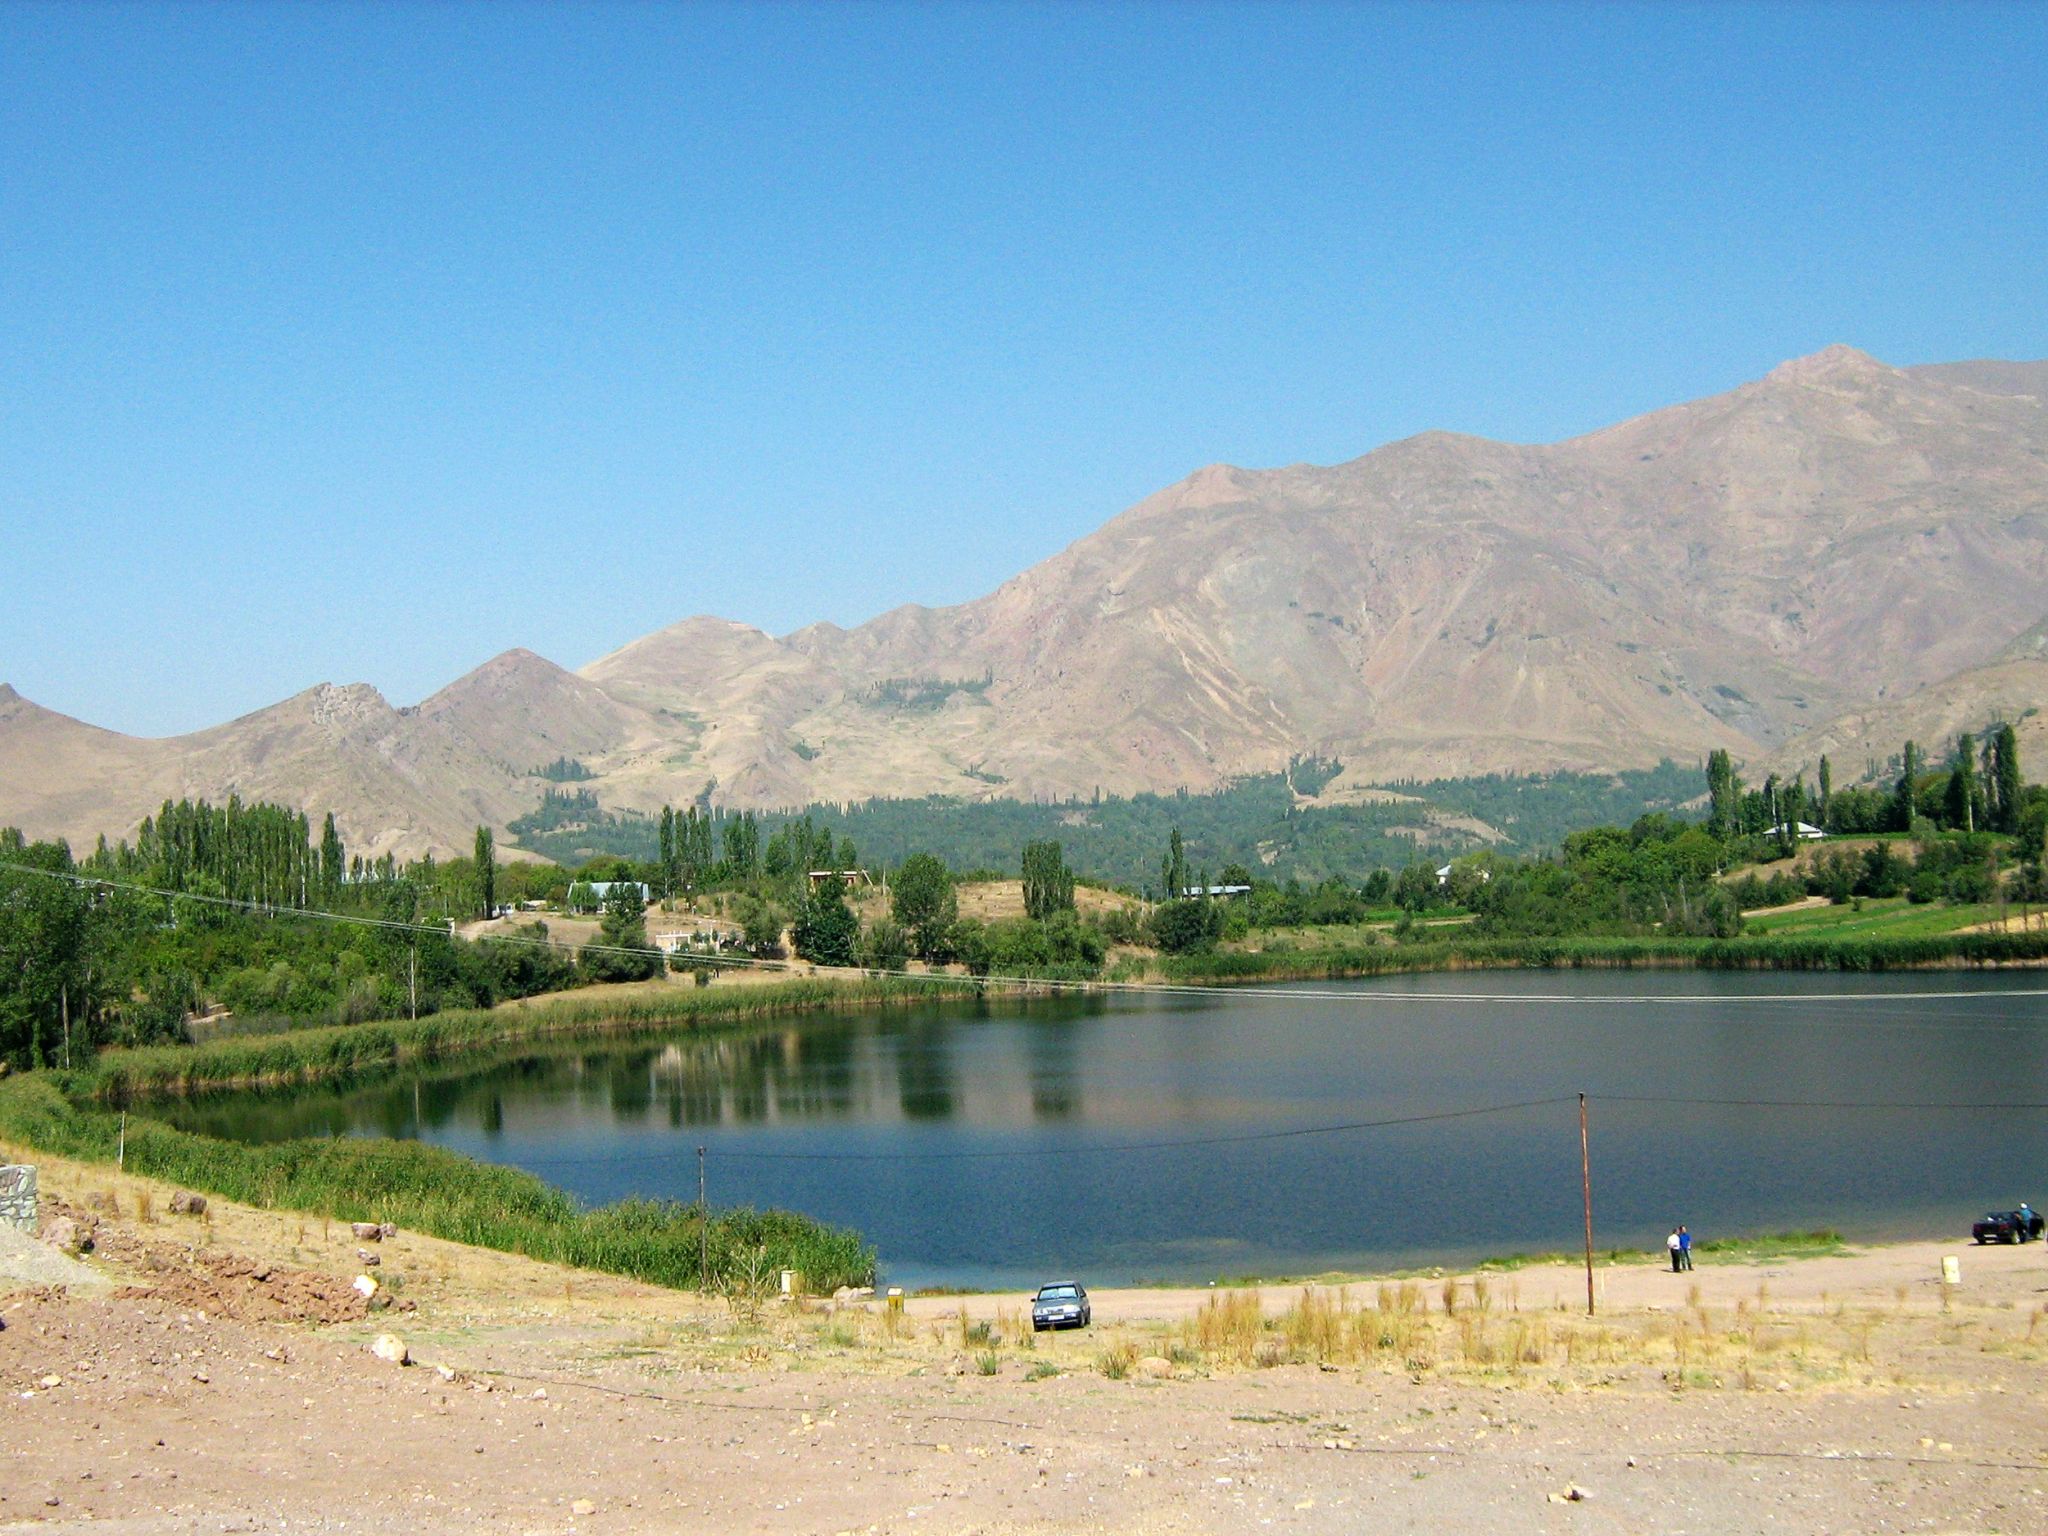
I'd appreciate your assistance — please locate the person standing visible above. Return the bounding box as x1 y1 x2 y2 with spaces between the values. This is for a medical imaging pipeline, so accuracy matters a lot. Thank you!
1667 1227 1682 1272
1678 1225 1694 1271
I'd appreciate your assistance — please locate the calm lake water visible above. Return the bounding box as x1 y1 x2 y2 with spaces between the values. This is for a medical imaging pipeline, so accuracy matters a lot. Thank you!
161 972 2048 1288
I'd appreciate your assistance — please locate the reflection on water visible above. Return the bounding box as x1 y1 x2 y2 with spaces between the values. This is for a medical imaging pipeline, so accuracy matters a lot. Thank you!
159 975 2048 1288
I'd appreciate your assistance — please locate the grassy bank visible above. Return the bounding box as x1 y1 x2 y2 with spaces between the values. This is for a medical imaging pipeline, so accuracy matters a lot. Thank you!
1167 928 2048 985
80 973 985 1101
0 1072 875 1290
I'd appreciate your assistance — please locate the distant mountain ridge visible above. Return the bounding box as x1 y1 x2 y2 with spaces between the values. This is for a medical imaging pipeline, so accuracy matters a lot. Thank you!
5 346 2045 860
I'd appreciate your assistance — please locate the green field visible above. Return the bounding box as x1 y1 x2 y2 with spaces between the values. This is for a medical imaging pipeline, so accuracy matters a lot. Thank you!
1745 897 2005 939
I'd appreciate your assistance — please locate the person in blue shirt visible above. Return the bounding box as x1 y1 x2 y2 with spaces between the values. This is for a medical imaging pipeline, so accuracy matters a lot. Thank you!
1677 1226 1694 1271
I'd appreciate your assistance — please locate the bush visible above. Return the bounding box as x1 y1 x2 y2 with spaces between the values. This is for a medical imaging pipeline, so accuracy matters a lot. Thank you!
1149 899 1222 954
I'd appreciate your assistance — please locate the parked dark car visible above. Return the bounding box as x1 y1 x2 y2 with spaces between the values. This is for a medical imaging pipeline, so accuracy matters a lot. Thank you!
1971 1209 2043 1244
1031 1281 1091 1331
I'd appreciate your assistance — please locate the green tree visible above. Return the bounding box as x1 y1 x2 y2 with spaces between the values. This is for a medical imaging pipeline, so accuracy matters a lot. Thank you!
0 835 94 1068
1392 860 1439 912
1160 828 1188 901
857 917 910 972
1947 734 1980 833
319 813 344 904
890 853 958 960
1989 723 2022 833
473 825 497 919
1896 741 1922 831
791 886 859 967
580 881 662 982
1148 898 1221 954
1021 839 1075 920
1706 749 1739 841
1816 756 1833 827
730 894 786 957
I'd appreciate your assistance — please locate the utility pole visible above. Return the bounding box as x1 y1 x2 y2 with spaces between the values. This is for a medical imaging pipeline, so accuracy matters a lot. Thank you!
1580 1093 1595 1317
698 1146 709 1293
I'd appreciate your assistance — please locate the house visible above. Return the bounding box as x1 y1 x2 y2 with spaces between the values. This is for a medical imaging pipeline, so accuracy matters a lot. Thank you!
1764 822 1827 841
807 869 874 891
1179 884 1252 900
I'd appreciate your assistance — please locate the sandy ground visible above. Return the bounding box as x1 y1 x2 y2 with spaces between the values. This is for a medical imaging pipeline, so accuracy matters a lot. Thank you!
5 1148 2047 1535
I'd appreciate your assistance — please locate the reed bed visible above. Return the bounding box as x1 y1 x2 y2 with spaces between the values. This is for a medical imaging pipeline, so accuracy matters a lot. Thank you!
0 1073 874 1290
1164 928 2048 986
78 974 987 1101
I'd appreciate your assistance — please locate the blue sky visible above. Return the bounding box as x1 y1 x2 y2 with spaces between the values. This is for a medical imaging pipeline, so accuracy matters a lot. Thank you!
4 1 2044 736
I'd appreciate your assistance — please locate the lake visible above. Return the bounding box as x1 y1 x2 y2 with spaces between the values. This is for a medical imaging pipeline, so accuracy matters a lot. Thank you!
159 971 2048 1289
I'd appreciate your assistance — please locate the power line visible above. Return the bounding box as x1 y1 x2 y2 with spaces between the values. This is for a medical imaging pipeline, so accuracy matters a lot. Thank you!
1596 1092 2048 1111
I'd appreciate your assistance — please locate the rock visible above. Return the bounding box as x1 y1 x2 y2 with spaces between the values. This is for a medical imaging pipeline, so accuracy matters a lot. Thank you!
351 1222 382 1241
352 1275 378 1299
1135 1356 1174 1379
39 1374 62 1389
368 1292 393 1312
356 1249 381 1266
168 1191 207 1216
435 1364 456 1382
41 1215 79 1253
570 1499 597 1516
370 1334 410 1366
378 1222 397 1241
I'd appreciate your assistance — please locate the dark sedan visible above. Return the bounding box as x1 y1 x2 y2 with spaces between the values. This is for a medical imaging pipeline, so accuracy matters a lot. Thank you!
1971 1209 2043 1244
1031 1281 1091 1331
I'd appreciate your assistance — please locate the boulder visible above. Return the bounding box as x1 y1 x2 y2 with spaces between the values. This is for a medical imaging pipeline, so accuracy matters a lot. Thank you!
1135 1356 1175 1380
356 1249 381 1266
370 1334 410 1366
351 1221 383 1241
40 1215 79 1253
168 1191 207 1216
352 1274 379 1299
378 1222 397 1241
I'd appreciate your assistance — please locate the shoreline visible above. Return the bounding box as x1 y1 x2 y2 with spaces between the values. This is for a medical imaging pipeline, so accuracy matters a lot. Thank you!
75 926 2048 1102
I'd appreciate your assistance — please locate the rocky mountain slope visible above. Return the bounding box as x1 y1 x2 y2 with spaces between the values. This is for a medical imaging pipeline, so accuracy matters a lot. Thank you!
4 346 2044 859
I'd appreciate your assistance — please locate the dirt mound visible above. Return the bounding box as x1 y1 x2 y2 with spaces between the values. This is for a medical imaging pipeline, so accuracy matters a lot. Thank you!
45 1197 369 1325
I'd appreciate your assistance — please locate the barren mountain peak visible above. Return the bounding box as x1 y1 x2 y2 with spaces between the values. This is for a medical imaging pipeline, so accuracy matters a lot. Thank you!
1763 343 1894 386
7 346 2046 857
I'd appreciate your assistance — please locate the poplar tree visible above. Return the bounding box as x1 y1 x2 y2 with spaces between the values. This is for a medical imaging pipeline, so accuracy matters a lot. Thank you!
319 814 344 905
1946 735 1979 832
1990 723 2022 832
1021 840 1075 920
474 825 496 918
1896 741 1922 830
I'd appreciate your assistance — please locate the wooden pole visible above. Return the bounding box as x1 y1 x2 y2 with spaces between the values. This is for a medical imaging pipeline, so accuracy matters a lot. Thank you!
698 1145 709 1293
1580 1093 1595 1316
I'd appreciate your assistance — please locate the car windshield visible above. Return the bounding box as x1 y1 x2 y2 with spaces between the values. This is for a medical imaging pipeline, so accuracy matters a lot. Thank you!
1038 1286 1079 1301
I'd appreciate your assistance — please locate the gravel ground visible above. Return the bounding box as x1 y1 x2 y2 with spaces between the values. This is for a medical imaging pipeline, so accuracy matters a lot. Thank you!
4 1149 2046 1535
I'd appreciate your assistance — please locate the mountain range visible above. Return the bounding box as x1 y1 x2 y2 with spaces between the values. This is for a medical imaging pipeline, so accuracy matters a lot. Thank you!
5 345 2045 861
